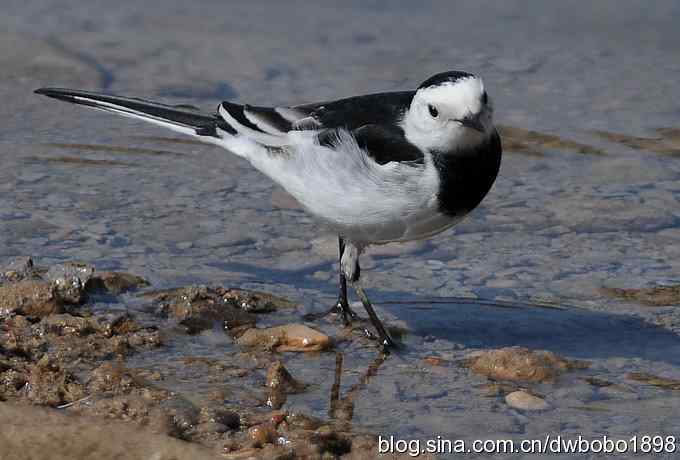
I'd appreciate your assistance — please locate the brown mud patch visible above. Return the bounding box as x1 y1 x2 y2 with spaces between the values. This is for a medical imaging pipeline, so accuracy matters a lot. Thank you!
601 285 680 307
464 346 590 383
0 256 415 459
498 125 605 156
592 128 680 155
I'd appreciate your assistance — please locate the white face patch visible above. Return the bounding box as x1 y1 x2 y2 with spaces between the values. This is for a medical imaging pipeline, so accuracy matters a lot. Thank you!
401 76 493 153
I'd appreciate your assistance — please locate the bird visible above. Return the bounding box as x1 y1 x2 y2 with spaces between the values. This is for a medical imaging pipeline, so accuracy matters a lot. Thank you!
35 70 502 350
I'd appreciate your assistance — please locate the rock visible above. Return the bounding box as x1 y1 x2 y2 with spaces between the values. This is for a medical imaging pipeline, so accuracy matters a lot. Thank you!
219 288 297 313
505 391 550 411
151 286 256 334
236 324 331 352
0 280 63 317
41 314 98 336
46 262 94 305
248 422 279 447
464 347 589 383
96 313 141 337
86 271 149 295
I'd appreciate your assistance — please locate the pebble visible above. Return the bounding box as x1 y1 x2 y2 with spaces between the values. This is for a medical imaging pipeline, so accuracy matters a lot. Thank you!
248 422 279 447
46 262 94 304
505 391 550 411
236 324 331 352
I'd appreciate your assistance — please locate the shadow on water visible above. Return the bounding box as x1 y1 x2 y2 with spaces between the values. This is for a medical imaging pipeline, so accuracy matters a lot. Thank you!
214 261 680 366
389 299 680 365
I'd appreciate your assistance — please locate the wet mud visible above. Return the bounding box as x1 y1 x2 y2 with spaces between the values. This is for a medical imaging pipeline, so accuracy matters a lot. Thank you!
0 258 426 459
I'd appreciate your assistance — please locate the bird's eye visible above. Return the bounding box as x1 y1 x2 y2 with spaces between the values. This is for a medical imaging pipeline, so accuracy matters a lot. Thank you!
481 91 488 105
428 104 438 118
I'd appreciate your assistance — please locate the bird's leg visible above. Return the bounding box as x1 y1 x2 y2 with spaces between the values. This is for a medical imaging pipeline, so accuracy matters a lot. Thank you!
341 242 396 350
333 236 358 325
304 236 357 324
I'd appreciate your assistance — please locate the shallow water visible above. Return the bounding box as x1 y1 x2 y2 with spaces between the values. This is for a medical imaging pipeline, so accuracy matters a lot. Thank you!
2 0 680 458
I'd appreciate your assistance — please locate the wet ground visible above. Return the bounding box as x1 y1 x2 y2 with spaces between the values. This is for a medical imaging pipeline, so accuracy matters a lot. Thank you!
2 0 680 458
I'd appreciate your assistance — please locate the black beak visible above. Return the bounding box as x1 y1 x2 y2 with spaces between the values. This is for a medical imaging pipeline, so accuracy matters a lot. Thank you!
456 114 485 133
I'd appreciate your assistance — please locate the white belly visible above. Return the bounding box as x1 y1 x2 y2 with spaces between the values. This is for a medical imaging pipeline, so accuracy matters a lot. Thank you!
331 202 462 244
245 130 456 245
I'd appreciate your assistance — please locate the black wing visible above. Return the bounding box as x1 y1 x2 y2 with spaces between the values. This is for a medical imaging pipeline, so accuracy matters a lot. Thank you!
317 124 424 165
217 90 415 134
219 91 422 165
293 91 414 131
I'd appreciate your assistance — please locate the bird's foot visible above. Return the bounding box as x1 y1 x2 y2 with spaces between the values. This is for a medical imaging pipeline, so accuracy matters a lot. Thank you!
303 298 358 326
363 327 396 353
334 298 358 326
352 284 397 352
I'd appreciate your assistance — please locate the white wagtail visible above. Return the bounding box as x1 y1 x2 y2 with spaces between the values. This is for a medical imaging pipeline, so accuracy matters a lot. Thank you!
35 71 502 349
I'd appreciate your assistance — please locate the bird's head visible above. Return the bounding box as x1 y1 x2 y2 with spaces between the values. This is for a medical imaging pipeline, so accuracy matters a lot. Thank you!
402 71 494 153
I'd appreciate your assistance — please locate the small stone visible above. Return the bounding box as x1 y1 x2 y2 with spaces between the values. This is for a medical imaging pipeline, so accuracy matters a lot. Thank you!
46 262 94 305
505 391 550 411
248 422 279 447
423 356 447 366
237 324 331 352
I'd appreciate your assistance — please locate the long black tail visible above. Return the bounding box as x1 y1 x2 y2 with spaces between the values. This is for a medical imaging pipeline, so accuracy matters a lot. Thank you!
34 88 228 138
